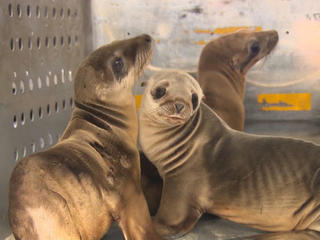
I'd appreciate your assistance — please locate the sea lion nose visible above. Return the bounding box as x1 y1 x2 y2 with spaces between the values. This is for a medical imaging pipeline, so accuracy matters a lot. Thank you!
175 103 184 113
142 34 152 43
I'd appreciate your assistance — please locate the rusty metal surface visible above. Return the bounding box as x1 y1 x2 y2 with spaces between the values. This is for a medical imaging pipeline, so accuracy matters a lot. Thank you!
0 0 91 238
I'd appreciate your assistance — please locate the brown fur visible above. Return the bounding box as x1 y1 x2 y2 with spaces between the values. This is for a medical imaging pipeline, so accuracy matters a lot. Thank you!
9 34 164 240
197 29 278 130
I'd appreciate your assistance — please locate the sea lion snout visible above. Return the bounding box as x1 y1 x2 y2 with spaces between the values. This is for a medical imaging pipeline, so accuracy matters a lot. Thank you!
175 102 185 113
266 30 279 52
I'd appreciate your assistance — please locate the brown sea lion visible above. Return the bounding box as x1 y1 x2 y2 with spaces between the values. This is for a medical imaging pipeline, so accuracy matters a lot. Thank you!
138 70 320 239
141 29 279 216
9 34 164 240
197 29 278 130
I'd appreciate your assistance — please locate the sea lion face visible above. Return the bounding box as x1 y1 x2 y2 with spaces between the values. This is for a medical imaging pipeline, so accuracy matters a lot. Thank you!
227 29 278 74
201 29 278 75
141 71 204 126
74 34 153 104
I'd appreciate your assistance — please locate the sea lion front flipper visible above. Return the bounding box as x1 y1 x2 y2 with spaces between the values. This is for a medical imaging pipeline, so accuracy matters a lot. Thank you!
153 179 202 238
238 230 320 240
118 185 163 240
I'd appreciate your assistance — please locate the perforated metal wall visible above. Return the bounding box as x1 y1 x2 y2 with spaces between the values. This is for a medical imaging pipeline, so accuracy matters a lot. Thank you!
0 0 91 237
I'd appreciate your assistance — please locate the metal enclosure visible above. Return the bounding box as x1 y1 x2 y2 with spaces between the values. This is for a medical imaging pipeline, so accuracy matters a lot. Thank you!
0 0 91 238
1 0 320 239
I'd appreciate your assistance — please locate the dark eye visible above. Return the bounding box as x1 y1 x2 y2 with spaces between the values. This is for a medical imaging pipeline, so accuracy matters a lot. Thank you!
153 87 166 99
112 57 124 73
250 42 260 54
192 93 198 110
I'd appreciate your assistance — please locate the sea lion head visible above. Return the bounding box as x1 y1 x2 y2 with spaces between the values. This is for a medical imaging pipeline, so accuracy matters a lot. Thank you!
140 70 204 126
74 34 153 106
199 29 278 75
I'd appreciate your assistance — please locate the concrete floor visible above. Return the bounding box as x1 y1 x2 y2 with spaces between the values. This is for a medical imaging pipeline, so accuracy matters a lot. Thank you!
102 215 264 240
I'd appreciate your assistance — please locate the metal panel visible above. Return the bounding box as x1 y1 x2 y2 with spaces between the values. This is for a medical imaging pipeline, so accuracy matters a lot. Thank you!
0 0 91 238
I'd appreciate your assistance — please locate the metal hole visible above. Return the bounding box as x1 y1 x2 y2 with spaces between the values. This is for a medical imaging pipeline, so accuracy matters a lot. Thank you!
55 102 59 112
60 36 64 46
10 38 14 51
29 78 34 90
45 37 49 47
37 77 42 89
39 137 45 149
67 8 71 17
61 69 65 83
39 107 43 119
44 6 48 18
48 133 53 145
19 81 25 94
68 70 72 82
62 99 66 109
68 36 72 46
60 8 64 18
27 5 31 17
13 115 18 128
70 97 73 107
17 4 21 17
30 109 34 121
8 4 13 17
53 74 58 85
52 7 56 18
31 142 36 153
47 104 51 115
75 35 79 44
74 9 78 18
23 146 27 157
18 38 23 50
53 36 57 47
36 5 40 18
46 75 50 87
12 82 17 95
28 37 32 49
21 112 25 125
37 37 41 49
14 149 19 161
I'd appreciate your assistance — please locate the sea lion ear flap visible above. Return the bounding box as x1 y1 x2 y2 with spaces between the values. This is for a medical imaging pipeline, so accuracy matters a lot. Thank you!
230 55 241 72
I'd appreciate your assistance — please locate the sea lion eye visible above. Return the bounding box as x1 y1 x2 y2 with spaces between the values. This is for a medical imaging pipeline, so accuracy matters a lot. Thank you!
192 93 198 110
250 42 260 54
112 57 124 74
153 87 166 99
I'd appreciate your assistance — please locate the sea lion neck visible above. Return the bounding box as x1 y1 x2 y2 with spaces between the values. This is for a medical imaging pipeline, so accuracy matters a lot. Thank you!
199 56 246 98
70 99 138 142
139 104 225 177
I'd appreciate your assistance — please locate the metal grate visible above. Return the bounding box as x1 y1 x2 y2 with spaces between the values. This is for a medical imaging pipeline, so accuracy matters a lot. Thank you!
0 0 91 237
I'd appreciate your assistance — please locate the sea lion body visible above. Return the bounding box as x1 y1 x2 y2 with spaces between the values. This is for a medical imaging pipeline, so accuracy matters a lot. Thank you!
9 35 163 240
197 29 278 130
138 71 320 238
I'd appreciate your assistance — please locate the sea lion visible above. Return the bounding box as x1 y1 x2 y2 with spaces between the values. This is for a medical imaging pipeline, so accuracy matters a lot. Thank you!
197 29 278 130
140 29 279 215
138 70 320 239
9 34 164 240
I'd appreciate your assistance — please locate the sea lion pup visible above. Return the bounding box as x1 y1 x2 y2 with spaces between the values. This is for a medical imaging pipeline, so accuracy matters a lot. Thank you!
197 29 278 130
9 34 164 240
138 70 320 239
